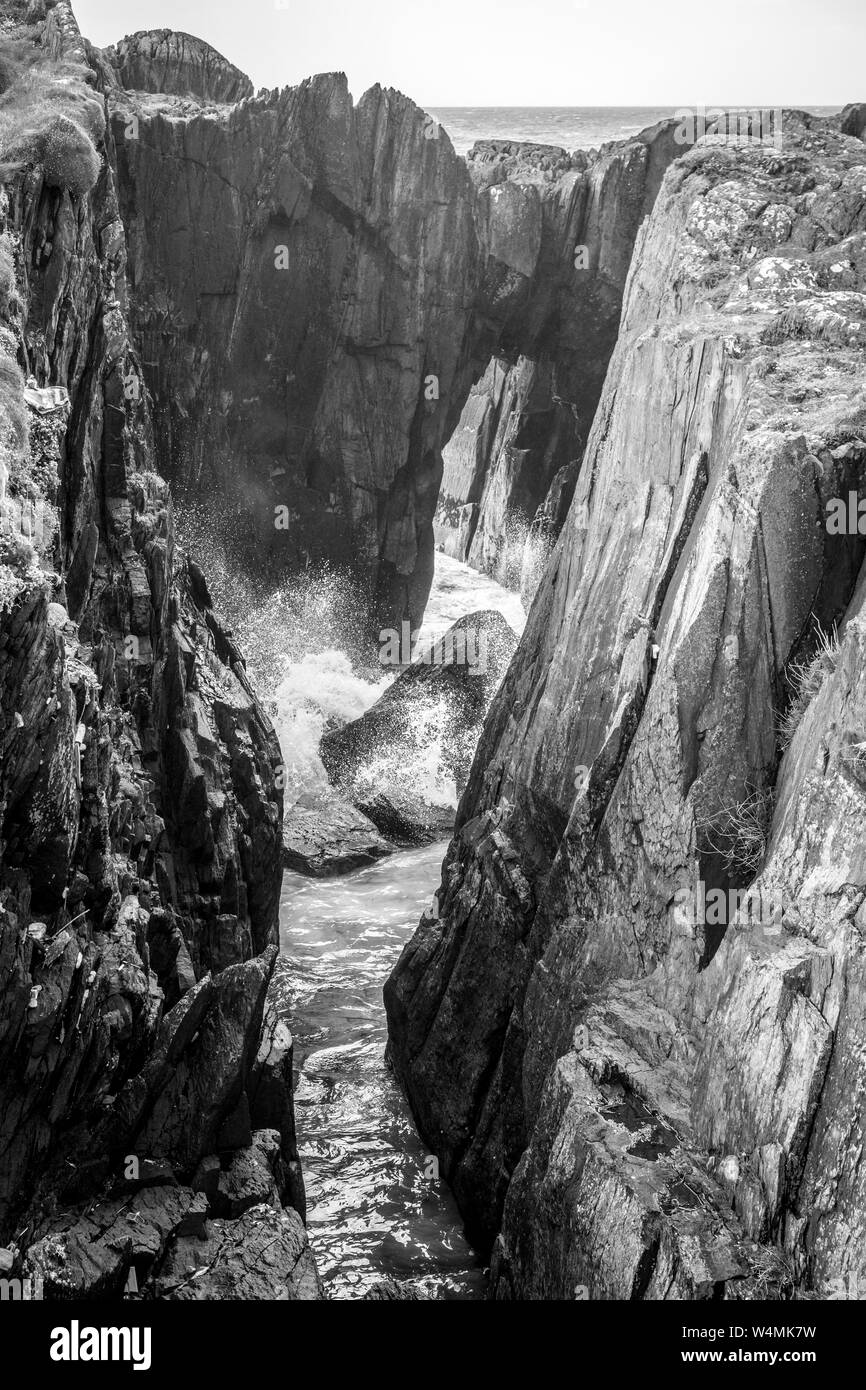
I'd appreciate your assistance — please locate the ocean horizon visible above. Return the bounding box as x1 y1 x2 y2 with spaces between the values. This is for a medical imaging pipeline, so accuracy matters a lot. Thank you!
424 104 844 156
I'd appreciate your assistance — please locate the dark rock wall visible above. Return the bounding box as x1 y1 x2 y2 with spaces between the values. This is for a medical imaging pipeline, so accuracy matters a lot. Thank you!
107 60 480 633
0 0 294 1259
104 44 696 631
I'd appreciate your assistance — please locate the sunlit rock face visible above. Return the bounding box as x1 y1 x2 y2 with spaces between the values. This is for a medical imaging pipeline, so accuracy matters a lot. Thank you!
386 110 866 1299
104 35 694 633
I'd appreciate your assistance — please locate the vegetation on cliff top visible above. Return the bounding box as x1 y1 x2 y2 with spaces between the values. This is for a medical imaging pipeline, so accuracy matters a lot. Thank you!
0 29 103 196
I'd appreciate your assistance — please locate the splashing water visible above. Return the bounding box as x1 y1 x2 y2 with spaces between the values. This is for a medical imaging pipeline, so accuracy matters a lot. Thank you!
273 651 389 802
351 691 465 811
174 503 529 1296
177 497 526 811
418 550 526 649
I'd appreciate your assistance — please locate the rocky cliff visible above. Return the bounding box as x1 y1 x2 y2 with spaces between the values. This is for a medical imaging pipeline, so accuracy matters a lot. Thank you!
101 44 696 633
435 124 687 593
387 109 866 1299
0 0 317 1298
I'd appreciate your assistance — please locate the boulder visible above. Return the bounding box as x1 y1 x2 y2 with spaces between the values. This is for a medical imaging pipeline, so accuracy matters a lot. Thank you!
110 953 274 1175
362 1278 428 1300
320 611 517 841
840 102 866 140
283 791 393 876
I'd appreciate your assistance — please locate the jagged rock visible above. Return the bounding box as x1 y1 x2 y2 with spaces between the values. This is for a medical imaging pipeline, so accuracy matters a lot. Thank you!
105 29 253 103
146 907 197 1008
191 1154 221 1198
152 1202 323 1300
247 970 306 1217
350 793 455 848
320 611 517 841
104 65 698 630
490 1047 790 1300
24 1187 208 1299
114 953 274 1173
0 1 290 1252
283 791 393 876
387 110 866 1298
196 1130 281 1219
434 356 581 590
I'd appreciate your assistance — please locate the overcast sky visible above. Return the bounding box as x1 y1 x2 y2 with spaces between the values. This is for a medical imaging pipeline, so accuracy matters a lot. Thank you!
73 0 862 107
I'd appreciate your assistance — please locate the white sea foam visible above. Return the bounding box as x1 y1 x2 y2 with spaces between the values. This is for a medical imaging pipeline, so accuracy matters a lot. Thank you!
175 497 524 810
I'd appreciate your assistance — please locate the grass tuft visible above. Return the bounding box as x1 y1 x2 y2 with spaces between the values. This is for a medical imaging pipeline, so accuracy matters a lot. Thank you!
777 624 840 750
697 785 775 878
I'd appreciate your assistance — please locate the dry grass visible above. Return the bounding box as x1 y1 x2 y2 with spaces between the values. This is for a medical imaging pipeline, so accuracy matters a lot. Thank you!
0 37 103 195
777 624 840 749
0 231 13 313
698 785 775 878
39 113 101 196
0 349 27 454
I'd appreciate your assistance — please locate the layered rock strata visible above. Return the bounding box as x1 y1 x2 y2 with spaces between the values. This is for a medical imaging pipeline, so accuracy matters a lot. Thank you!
387 109 866 1300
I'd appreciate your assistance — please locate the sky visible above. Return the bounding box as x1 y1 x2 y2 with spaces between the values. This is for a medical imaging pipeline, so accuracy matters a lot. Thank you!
72 0 864 107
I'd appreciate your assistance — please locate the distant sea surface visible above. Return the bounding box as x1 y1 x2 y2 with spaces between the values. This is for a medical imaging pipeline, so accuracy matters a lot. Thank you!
425 106 843 157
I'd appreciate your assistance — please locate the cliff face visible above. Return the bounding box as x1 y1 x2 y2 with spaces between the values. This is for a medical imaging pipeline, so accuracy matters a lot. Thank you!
435 125 686 590
102 46 695 631
387 110 866 1299
105 29 254 104
105 54 480 633
0 0 315 1296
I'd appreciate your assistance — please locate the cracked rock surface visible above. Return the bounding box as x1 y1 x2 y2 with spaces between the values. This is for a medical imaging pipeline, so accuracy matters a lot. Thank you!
387 110 866 1299
0 0 319 1298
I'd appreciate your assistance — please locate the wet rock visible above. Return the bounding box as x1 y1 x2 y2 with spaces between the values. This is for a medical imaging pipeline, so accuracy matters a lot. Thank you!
352 792 455 848
283 791 393 876
320 611 517 841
